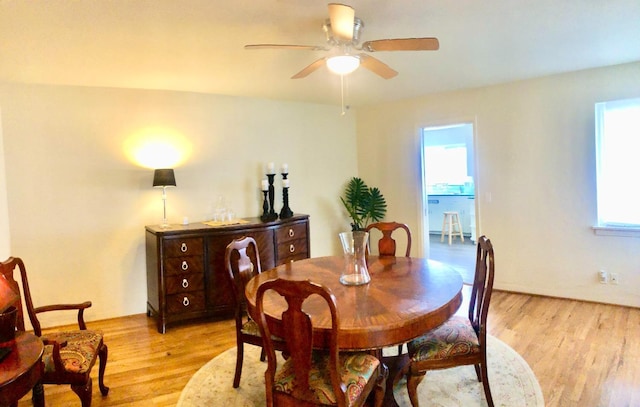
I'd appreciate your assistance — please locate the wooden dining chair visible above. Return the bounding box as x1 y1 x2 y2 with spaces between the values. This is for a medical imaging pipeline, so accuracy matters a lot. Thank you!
365 221 412 257
0 257 109 407
255 278 388 407
225 236 287 388
365 221 412 355
404 235 495 407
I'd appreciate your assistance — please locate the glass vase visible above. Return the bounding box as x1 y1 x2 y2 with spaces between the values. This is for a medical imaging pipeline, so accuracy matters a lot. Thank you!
338 231 370 286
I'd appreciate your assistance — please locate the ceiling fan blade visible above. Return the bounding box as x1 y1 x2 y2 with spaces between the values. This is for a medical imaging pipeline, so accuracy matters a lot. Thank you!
362 38 440 52
291 58 327 79
359 54 398 79
328 3 355 41
245 44 327 51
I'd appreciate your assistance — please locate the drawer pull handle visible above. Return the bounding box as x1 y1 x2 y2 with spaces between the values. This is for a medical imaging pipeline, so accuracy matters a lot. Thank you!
289 244 295 253
182 297 190 307
182 278 189 289
288 228 295 237
180 243 188 252
181 261 189 271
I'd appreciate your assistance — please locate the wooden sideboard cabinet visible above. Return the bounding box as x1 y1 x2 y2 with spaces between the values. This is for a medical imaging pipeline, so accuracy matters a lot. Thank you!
145 214 310 333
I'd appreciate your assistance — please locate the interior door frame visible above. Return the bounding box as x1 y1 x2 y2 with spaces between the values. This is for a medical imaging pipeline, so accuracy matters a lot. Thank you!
418 118 479 258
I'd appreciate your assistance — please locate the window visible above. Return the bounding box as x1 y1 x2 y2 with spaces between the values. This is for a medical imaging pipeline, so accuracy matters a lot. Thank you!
595 97 640 233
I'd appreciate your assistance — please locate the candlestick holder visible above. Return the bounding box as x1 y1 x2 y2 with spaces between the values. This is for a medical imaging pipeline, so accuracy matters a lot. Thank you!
261 173 278 222
260 190 271 222
279 173 293 219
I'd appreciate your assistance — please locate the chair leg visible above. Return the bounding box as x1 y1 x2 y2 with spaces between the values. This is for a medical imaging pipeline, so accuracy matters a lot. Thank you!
260 347 266 362
406 371 426 407
373 363 388 407
474 363 481 382
233 342 244 388
480 361 495 407
71 378 93 407
98 343 109 396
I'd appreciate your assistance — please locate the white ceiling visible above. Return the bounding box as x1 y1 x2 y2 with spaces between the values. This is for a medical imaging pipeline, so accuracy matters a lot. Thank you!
1 0 639 107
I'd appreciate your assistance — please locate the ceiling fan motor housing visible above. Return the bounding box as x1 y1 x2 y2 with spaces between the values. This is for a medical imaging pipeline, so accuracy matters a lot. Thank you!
323 17 363 46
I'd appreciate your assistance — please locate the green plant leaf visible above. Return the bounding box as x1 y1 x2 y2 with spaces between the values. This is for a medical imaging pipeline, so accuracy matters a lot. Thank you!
340 177 387 230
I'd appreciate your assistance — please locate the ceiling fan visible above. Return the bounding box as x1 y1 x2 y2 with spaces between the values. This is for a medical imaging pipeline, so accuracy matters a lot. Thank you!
244 3 439 80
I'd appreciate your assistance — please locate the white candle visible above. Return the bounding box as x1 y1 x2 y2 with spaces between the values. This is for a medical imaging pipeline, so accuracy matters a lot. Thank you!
261 179 269 191
283 179 290 188
281 163 289 174
267 162 275 174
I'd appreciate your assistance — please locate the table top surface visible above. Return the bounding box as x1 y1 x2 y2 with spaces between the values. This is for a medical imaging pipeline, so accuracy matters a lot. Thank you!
0 331 44 386
245 255 463 350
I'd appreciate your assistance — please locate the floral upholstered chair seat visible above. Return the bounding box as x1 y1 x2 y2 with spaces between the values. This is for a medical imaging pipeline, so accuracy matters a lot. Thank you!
240 319 260 336
42 330 104 374
407 316 480 362
274 351 381 406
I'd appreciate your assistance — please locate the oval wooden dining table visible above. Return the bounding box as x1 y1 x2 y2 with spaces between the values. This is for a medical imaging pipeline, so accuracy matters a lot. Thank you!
245 255 463 406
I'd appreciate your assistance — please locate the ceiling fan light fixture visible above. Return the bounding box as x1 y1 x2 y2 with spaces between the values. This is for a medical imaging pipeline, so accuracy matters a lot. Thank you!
326 54 360 75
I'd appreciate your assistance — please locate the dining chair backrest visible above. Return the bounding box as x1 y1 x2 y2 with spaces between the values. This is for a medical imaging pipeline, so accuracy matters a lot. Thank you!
365 221 412 257
225 236 262 313
404 236 496 407
226 235 276 388
468 235 495 340
255 278 344 406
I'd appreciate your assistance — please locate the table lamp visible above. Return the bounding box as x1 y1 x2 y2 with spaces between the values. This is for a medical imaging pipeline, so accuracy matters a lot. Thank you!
153 169 176 228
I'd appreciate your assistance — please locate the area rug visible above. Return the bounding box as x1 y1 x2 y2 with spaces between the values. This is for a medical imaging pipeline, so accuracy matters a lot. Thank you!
178 335 544 406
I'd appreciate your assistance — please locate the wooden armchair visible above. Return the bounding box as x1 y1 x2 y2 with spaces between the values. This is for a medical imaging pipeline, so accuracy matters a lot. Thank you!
225 236 287 388
404 236 495 407
255 278 387 407
0 257 109 407
365 221 412 257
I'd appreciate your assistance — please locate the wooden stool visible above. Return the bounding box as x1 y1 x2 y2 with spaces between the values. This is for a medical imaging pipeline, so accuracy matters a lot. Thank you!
441 211 464 245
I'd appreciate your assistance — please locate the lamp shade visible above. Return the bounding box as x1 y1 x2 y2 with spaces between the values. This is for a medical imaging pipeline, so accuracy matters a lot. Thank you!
153 169 176 187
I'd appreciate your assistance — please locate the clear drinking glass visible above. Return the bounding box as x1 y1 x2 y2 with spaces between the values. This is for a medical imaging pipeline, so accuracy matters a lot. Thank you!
338 231 371 286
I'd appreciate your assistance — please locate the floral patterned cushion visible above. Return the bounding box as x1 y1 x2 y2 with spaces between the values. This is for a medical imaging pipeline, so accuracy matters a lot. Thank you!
42 330 103 375
407 316 480 362
241 319 261 336
274 351 380 406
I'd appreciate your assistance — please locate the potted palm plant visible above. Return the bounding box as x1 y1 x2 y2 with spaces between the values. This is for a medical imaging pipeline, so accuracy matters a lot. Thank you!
340 177 387 231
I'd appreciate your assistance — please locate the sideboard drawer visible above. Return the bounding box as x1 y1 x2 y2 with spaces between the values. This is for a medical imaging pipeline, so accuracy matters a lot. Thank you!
163 237 203 258
277 239 309 262
166 292 206 314
275 222 307 244
165 273 205 295
165 256 204 276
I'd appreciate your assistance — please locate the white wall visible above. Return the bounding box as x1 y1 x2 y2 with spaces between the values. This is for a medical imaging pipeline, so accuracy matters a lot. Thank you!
0 83 357 327
0 108 10 259
356 61 640 308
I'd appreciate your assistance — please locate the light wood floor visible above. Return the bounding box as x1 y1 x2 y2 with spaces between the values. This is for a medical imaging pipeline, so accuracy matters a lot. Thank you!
17 291 640 407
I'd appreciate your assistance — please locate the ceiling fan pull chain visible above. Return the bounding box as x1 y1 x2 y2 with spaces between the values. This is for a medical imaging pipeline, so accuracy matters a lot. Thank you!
341 74 346 115
340 74 351 116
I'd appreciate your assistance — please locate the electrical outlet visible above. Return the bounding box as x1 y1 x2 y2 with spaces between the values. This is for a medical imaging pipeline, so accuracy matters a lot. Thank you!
610 273 620 284
599 270 608 284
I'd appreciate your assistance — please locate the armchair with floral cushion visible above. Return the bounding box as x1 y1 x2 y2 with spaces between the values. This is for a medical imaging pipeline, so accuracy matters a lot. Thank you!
0 257 109 407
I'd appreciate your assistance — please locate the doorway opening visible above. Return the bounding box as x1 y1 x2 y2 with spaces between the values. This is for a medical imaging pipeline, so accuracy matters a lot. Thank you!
420 123 477 283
